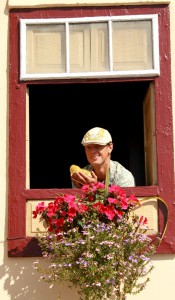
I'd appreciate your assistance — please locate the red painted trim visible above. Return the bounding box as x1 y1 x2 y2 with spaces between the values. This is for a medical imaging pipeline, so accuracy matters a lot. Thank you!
8 4 175 256
23 186 159 199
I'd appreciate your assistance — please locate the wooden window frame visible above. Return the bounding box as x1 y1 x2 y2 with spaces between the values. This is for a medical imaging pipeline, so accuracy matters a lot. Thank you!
8 5 175 256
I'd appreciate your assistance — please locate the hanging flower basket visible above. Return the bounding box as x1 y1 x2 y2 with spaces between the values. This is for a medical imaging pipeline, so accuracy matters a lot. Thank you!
32 182 162 300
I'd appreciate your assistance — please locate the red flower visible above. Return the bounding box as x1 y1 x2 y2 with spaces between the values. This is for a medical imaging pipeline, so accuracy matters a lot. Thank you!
92 202 106 214
139 215 148 225
78 203 88 213
32 183 144 233
128 194 141 206
51 217 64 228
103 205 116 220
67 207 77 221
115 209 123 218
46 202 58 218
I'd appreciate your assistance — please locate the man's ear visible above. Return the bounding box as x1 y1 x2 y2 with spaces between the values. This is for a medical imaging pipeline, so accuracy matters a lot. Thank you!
108 143 113 153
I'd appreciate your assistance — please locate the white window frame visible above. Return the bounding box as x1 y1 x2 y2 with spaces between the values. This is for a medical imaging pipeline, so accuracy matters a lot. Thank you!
20 14 160 81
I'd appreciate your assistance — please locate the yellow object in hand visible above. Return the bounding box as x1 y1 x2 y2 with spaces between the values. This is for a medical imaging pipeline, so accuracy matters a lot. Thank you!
70 165 92 177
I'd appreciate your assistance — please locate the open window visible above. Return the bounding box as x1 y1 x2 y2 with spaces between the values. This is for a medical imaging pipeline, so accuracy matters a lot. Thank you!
27 81 149 189
8 5 175 256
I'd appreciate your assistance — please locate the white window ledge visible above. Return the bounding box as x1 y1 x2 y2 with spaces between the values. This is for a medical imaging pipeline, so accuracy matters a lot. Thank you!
8 0 170 9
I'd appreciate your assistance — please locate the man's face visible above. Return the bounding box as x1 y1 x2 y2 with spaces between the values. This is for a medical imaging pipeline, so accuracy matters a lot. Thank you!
84 143 113 166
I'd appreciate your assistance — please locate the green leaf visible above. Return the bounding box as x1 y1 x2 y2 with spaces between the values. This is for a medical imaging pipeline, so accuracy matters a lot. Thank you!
105 167 109 195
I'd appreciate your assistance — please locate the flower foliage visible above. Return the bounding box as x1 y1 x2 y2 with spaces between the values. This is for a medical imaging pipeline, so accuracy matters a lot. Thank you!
33 183 157 300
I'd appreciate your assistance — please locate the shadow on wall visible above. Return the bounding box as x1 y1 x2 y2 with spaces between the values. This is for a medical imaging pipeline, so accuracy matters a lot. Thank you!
1 243 80 300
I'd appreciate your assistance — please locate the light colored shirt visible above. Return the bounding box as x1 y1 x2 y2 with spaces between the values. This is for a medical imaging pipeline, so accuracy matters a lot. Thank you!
72 160 135 188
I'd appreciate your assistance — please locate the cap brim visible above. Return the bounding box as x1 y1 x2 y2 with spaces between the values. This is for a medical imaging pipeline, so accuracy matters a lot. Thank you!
82 141 111 146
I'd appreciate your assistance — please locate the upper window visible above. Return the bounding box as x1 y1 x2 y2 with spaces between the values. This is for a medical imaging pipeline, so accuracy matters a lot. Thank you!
20 14 159 80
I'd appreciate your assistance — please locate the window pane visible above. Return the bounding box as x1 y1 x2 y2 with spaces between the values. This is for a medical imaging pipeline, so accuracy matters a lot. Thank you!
69 22 109 72
112 20 153 71
26 24 66 73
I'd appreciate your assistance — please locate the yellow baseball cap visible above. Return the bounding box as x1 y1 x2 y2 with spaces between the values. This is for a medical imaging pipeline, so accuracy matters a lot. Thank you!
81 127 112 146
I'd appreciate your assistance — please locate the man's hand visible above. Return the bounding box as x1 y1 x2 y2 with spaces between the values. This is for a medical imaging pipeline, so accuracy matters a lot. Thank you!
71 171 97 188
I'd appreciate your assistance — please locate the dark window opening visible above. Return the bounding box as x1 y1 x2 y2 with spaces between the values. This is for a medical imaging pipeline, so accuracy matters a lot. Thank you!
29 81 150 189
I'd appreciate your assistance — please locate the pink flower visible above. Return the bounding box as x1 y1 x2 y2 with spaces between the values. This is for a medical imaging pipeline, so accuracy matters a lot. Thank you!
32 202 47 218
107 197 118 204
